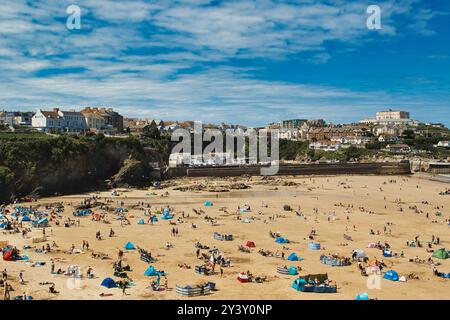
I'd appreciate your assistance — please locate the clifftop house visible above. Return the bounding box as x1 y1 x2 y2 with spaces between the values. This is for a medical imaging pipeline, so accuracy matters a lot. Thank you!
81 107 124 133
32 108 87 133
32 107 123 134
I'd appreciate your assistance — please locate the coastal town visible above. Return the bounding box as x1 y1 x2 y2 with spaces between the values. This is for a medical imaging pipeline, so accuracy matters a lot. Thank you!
1 107 449 167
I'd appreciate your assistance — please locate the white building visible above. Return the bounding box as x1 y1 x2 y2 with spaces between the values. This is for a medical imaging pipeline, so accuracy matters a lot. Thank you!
59 110 88 132
436 141 450 148
376 109 410 121
309 141 341 151
32 109 64 132
32 108 87 133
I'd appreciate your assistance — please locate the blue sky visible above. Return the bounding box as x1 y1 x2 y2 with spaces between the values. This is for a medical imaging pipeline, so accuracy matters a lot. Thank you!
0 0 449 126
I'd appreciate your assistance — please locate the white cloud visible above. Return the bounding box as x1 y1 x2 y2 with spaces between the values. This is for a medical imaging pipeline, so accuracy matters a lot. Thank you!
0 0 446 126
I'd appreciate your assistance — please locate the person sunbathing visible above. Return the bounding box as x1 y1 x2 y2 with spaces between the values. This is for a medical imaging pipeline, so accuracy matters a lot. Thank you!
49 284 59 294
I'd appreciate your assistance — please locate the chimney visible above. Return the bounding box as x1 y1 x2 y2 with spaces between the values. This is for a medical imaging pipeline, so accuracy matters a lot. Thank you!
53 108 60 113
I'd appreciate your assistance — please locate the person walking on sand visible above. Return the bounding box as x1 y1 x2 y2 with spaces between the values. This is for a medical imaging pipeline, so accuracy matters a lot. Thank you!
3 282 10 300
2 269 8 281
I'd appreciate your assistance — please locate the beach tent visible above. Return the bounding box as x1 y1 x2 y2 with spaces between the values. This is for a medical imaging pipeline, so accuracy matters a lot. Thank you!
150 216 158 222
292 278 307 290
144 266 158 276
355 249 367 259
275 237 289 244
288 253 300 261
433 248 449 260
161 214 174 220
0 222 7 229
32 217 48 228
246 241 256 248
288 266 298 275
237 272 249 283
383 250 392 257
138 219 145 225
101 277 117 288
204 201 213 207
22 216 31 222
308 242 321 250
163 208 170 215
355 292 369 300
383 270 399 281
124 242 136 250
3 250 14 261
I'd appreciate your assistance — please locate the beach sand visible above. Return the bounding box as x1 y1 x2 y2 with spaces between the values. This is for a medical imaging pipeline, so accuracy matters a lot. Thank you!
1 175 449 300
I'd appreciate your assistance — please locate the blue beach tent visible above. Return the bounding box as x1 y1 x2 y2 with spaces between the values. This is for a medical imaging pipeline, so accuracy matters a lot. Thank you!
355 292 370 300
101 277 117 288
124 242 136 250
275 237 289 244
383 270 399 281
288 266 298 275
287 253 299 261
144 266 157 276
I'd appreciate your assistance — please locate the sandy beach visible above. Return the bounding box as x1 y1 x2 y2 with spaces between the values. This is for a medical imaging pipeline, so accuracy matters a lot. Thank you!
1 174 449 300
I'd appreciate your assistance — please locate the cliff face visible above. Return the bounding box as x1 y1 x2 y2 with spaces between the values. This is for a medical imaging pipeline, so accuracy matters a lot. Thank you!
0 135 163 203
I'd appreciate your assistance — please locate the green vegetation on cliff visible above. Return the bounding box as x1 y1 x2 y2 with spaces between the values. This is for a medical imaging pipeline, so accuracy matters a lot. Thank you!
0 133 151 203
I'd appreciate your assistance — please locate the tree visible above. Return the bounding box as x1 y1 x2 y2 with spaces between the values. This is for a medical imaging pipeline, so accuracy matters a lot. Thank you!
344 146 364 161
144 126 161 140
402 129 415 140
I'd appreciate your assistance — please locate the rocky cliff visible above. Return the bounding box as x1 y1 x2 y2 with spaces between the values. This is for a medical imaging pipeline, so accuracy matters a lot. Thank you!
0 134 163 203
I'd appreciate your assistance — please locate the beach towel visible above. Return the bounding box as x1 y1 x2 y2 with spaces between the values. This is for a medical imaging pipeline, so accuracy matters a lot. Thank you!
308 242 321 250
